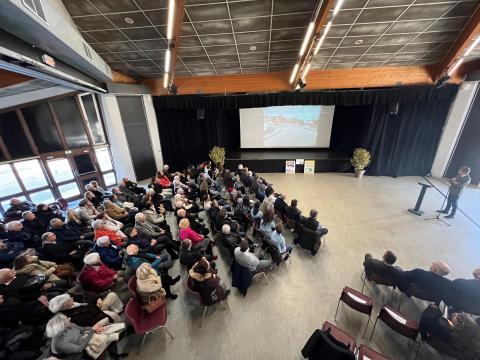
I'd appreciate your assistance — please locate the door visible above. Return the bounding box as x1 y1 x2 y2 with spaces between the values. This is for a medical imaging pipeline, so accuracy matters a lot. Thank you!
117 96 156 181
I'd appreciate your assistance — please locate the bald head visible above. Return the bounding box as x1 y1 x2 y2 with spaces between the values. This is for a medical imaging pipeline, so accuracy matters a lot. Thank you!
430 261 451 276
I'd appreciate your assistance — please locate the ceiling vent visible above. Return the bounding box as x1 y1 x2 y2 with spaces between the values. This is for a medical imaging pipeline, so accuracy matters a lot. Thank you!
22 0 47 23
83 42 93 60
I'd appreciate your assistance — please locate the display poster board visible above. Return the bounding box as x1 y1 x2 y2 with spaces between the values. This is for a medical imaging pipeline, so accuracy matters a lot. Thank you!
304 160 315 174
285 160 296 174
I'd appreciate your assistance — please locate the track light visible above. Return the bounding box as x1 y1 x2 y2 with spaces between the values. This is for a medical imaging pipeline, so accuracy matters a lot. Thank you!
314 21 332 55
167 0 175 40
163 73 168 89
289 63 299 84
448 58 464 76
333 0 345 16
464 36 480 57
165 49 171 72
299 22 315 56
303 63 312 78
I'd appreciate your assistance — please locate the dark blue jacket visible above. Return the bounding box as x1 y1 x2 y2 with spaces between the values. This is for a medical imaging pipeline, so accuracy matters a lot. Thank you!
231 260 253 296
0 242 24 267
93 244 123 270
50 224 82 243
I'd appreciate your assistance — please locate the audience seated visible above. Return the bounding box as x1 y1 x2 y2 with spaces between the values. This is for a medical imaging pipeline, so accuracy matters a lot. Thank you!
5 220 38 250
300 209 328 236
363 251 404 286
180 239 216 270
269 224 292 255
274 193 288 217
285 199 302 222
78 199 97 225
35 203 64 225
448 268 480 315
259 206 276 238
125 244 172 273
4 197 35 222
41 231 91 270
220 224 245 256
178 218 212 255
78 253 119 293
50 217 88 243
22 210 47 241
177 208 209 236
104 199 135 226
234 239 271 273
134 213 179 258
188 258 230 305
123 176 146 196
0 239 24 268
66 209 92 235
124 227 165 254
249 200 263 227
136 262 179 301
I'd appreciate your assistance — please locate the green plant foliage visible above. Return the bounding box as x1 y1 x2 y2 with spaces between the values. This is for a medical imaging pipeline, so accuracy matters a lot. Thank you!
350 148 371 170
209 146 225 167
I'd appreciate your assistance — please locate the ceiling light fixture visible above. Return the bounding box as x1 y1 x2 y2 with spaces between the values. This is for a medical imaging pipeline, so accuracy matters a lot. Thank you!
167 0 175 40
464 36 480 57
354 39 363 45
314 21 332 55
303 63 312 78
299 22 315 56
249 45 257 51
163 73 168 89
333 0 345 16
165 49 171 72
289 63 299 84
124 17 134 24
447 58 464 76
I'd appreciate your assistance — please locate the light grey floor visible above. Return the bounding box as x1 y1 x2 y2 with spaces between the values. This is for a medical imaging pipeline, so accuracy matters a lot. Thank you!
124 173 480 360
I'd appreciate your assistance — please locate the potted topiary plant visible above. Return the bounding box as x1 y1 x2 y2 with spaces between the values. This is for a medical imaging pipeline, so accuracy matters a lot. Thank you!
209 146 226 172
350 148 371 178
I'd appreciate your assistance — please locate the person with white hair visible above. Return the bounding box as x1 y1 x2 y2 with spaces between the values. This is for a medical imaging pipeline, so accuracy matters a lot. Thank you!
176 208 209 236
125 244 173 273
142 188 173 212
49 218 87 243
46 313 126 359
220 224 245 256
77 199 97 225
92 236 124 270
48 292 123 326
5 220 37 249
78 253 119 293
134 213 180 259
22 210 47 239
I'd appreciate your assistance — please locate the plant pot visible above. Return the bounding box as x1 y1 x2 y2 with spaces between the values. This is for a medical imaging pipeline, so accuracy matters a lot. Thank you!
354 168 365 178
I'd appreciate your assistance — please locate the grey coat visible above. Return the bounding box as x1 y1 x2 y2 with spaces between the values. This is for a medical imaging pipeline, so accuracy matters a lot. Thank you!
51 323 94 356
135 221 162 238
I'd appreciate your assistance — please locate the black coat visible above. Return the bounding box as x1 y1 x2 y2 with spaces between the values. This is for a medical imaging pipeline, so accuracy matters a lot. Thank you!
273 198 287 215
179 248 202 269
449 278 480 314
50 224 83 243
22 218 47 237
285 206 301 222
34 208 63 226
400 269 453 301
62 304 112 327
363 254 404 286
301 329 355 360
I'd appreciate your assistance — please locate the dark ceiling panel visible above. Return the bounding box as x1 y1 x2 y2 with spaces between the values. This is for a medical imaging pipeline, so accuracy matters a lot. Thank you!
121 27 160 40
85 30 127 42
229 0 271 18
134 39 168 50
106 12 152 28
233 17 271 32
88 0 138 13
210 54 240 64
399 4 453 21
235 31 269 44
200 34 235 46
179 46 208 56
205 45 238 55
75 15 114 31
272 13 311 29
193 20 232 35
101 41 139 52
63 0 100 16
144 9 168 25
273 0 316 15
186 3 230 22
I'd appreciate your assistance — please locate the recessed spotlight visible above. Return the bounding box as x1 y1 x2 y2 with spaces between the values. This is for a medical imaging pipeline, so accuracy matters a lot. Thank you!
124 17 134 24
354 39 363 45
249 45 256 51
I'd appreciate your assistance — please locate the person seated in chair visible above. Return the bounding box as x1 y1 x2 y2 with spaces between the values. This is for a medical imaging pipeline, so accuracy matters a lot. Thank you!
122 176 146 196
269 224 292 255
400 261 452 303
250 201 263 227
448 267 480 314
178 218 213 255
41 232 91 270
179 239 217 270
123 227 165 254
284 199 302 222
134 213 179 259
22 211 47 241
188 257 230 305
215 208 240 233
363 251 403 284
259 206 276 238
4 198 35 222
234 239 272 273
176 208 209 236
92 236 124 271
0 240 24 268
300 209 328 236
78 253 120 293
50 218 88 244
125 244 173 274
5 221 37 250
273 193 288 218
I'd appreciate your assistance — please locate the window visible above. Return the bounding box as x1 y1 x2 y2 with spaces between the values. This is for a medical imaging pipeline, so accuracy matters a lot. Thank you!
47 158 74 183
0 111 33 159
81 95 106 144
29 189 55 205
14 159 48 190
58 182 80 199
95 147 113 172
103 172 116 187
0 164 22 197
51 97 90 148
73 154 95 175
22 103 63 152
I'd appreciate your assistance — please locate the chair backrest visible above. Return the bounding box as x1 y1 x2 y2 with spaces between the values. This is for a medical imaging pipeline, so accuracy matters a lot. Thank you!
128 276 137 295
284 216 296 229
340 286 373 315
125 297 167 334
321 321 356 352
378 305 419 340
186 277 206 306
358 345 390 360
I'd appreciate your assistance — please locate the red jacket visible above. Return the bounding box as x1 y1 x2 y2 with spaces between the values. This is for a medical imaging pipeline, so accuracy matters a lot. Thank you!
179 227 204 244
94 229 125 247
156 175 171 188
78 264 116 293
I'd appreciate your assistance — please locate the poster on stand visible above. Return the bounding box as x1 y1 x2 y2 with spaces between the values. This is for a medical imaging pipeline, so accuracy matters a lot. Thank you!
285 160 296 174
304 160 315 174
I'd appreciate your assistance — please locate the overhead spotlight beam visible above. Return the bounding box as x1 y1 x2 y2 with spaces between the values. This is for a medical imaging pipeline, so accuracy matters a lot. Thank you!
433 3 480 80
164 0 185 93
290 0 336 88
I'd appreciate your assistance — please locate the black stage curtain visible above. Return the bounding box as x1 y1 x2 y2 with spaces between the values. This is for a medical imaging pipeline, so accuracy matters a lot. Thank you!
156 108 239 170
153 85 458 175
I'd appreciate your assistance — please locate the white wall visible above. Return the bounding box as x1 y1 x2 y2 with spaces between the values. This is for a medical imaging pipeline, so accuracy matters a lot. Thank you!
97 94 136 181
142 95 163 171
431 82 479 178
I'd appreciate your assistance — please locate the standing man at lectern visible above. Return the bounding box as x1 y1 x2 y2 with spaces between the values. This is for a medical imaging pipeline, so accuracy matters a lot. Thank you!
438 166 471 219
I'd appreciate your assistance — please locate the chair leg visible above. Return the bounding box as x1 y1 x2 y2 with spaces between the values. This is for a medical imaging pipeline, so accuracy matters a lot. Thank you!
398 292 403 310
200 306 208 328
362 315 371 338
391 287 395 303
361 276 366 293
164 326 174 340
413 340 421 360
140 333 148 350
369 315 380 341
262 272 269 285
334 299 342 321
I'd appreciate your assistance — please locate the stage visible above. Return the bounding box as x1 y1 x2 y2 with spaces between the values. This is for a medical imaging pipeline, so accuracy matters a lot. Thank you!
224 149 351 173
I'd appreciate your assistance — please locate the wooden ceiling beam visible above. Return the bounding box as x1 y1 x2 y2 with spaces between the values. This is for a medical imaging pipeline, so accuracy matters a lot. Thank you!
291 0 336 87
0 69 32 88
144 65 461 96
433 3 480 80
168 0 185 86
111 70 137 84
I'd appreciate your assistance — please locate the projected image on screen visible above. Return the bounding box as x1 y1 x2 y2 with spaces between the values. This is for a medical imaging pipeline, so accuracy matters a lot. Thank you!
240 105 335 148
263 106 321 147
